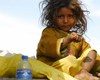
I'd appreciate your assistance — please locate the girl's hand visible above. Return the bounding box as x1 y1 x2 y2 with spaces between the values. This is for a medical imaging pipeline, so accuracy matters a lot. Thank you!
61 32 82 49
69 32 81 42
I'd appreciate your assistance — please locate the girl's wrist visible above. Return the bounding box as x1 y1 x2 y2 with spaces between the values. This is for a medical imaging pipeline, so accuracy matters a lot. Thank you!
67 35 72 43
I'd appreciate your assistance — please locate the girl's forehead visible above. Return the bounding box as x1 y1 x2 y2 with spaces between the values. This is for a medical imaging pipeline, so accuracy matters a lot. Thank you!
58 7 73 14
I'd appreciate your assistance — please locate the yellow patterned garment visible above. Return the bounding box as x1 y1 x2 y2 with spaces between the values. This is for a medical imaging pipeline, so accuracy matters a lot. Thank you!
36 27 100 74
37 28 91 64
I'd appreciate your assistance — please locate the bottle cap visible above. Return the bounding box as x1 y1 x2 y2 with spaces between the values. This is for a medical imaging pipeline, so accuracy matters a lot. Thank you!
22 55 28 59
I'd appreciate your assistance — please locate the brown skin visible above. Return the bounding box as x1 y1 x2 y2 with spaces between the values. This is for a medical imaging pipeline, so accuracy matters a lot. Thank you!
61 32 81 49
56 7 75 32
56 7 100 80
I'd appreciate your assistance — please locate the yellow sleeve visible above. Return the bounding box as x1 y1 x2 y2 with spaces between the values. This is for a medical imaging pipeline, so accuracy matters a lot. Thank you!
81 38 91 52
78 38 91 57
37 28 63 58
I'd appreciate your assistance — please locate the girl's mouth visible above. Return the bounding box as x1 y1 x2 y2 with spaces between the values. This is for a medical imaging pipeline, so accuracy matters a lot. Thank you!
63 25 70 28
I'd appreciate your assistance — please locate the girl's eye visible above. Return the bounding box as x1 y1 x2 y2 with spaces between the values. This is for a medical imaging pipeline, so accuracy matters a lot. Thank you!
68 15 73 17
57 15 64 18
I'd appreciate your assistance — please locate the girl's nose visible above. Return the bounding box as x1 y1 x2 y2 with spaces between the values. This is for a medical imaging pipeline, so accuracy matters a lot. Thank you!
63 17 68 23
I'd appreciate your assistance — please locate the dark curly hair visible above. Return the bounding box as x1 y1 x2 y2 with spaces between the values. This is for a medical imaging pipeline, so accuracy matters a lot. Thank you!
39 0 89 35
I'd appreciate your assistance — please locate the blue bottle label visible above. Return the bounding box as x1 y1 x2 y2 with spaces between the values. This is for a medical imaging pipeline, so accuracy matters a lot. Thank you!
17 69 32 79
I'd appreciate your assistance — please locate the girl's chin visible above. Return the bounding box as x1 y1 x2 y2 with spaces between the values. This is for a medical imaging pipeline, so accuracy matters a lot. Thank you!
58 28 70 32
62 29 70 32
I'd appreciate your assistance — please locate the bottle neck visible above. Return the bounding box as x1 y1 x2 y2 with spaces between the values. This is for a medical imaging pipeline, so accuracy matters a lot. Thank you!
22 59 28 61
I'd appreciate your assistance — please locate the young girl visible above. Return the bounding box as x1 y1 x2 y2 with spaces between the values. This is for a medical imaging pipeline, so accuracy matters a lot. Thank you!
36 0 100 79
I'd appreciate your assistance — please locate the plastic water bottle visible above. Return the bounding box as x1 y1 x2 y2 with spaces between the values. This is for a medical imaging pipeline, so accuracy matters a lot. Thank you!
16 55 32 80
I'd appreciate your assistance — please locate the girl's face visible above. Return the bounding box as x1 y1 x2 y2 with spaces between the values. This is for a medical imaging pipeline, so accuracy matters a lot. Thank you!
56 7 75 32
